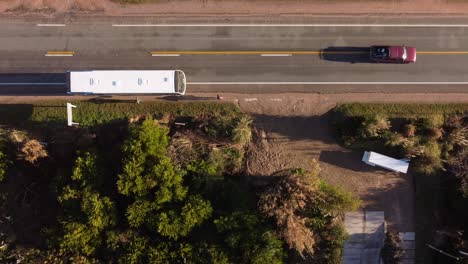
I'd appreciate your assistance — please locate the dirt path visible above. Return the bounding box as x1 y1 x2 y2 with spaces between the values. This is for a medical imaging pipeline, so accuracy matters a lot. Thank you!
229 92 467 232
3 0 468 16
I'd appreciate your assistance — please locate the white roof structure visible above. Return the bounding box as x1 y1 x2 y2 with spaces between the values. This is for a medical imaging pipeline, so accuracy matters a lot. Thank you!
69 70 180 94
362 151 409 173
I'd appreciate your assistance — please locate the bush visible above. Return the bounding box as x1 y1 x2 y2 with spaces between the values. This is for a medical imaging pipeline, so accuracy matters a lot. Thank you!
0 151 8 182
418 114 445 130
0 130 10 182
402 124 417 138
444 114 464 128
21 139 48 164
231 116 252 147
358 115 391 139
413 141 443 175
445 127 468 147
0 101 242 127
381 231 404 264
335 103 468 119
427 128 443 140
384 132 405 148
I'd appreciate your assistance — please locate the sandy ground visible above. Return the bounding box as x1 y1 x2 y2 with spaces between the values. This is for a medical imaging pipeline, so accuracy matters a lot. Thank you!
3 0 468 16
1 92 467 231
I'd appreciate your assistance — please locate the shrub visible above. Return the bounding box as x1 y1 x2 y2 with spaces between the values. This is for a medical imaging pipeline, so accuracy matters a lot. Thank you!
403 141 425 159
384 132 405 148
231 116 253 147
444 114 464 129
258 161 360 258
335 103 468 119
359 115 391 139
0 151 8 182
413 141 443 175
381 230 404 264
447 147 468 197
445 127 468 147
21 139 48 164
224 147 244 174
208 148 227 177
402 124 417 138
427 128 444 140
418 114 445 130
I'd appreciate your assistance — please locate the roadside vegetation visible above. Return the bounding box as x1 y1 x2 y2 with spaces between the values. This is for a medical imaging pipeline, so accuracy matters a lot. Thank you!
333 103 468 264
0 100 359 263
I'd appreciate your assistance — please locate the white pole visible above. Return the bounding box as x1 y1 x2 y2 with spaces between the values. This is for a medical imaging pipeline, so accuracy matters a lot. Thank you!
66 103 79 126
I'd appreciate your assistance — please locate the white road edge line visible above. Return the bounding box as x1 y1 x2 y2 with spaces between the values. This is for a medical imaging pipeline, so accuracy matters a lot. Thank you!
188 82 468 85
151 54 181 57
36 24 66 27
112 24 468 27
0 83 66 85
261 54 292 57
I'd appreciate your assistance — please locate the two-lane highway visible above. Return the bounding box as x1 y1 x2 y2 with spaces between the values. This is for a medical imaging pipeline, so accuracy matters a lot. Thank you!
1 16 468 93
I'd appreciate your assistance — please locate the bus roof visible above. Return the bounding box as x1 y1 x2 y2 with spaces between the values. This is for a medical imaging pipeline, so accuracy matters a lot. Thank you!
69 70 177 94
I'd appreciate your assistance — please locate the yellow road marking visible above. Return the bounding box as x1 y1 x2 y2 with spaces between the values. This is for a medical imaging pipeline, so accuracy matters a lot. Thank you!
45 51 75 57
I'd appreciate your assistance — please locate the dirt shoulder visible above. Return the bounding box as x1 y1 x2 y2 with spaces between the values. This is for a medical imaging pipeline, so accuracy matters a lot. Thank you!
3 0 468 16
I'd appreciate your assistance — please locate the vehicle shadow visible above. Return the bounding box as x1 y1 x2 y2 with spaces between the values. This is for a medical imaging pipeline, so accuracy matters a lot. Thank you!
319 47 372 64
0 73 67 95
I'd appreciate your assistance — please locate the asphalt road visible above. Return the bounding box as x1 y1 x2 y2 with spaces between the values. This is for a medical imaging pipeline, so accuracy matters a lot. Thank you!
1 16 468 93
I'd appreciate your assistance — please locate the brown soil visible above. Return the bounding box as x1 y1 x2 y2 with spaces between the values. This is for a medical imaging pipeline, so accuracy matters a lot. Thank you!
2 0 468 16
0 0 114 14
227 92 468 232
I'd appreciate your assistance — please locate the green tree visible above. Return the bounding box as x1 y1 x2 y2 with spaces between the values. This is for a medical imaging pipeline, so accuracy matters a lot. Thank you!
154 195 213 240
118 118 212 239
60 222 102 256
0 150 9 182
81 191 117 231
118 233 149 264
58 151 118 256
215 211 285 264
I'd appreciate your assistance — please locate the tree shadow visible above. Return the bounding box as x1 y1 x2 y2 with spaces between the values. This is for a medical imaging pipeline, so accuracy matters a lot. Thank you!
319 46 372 64
0 104 34 124
251 111 336 144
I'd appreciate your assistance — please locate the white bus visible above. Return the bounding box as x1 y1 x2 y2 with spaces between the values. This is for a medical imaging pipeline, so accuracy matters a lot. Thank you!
67 70 186 95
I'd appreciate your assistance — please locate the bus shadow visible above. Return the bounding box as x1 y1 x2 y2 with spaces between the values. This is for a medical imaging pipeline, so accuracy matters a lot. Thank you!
0 73 67 95
319 47 372 64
